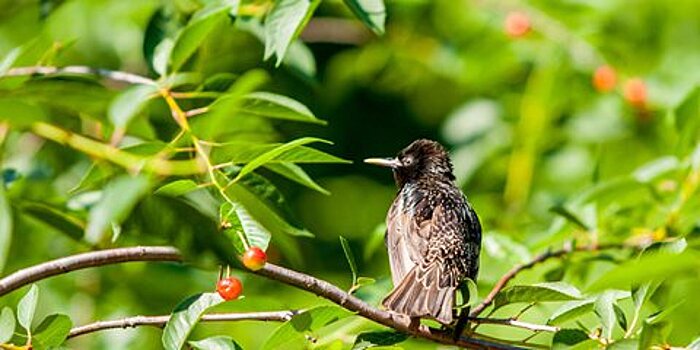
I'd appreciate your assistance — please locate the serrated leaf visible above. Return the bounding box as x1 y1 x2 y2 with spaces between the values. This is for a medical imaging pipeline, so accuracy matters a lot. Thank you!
263 0 310 66
549 298 595 325
587 251 700 291
238 92 326 124
223 201 272 253
162 293 226 350
494 282 582 308
594 291 617 340
262 306 352 350
155 180 201 197
552 329 589 350
18 284 39 333
85 175 151 245
343 0 386 35
352 331 408 349
232 137 331 183
189 336 243 350
0 179 12 273
108 84 158 129
169 6 230 72
0 307 15 343
32 314 72 350
340 236 358 286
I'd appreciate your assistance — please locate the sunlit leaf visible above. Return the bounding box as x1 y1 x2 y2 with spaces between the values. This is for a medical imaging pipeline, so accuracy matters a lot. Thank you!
85 175 150 245
232 137 331 182
343 0 386 35
32 314 72 350
263 0 310 66
262 306 352 350
189 336 243 350
213 141 348 165
155 180 201 197
0 307 15 343
20 201 84 241
264 163 330 194
494 282 582 308
352 331 408 349
18 284 39 333
162 293 226 350
549 298 595 325
594 291 617 340
0 47 21 74
108 84 158 129
169 6 230 72
237 92 326 124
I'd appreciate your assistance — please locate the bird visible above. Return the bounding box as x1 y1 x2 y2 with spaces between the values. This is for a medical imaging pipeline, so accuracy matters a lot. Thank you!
364 139 481 325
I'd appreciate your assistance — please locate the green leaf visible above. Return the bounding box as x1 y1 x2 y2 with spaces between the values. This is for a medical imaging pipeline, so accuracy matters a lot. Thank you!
226 182 312 238
0 178 12 273
169 6 230 72
552 329 589 349
162 293 226 350
213 141 348 165
0 47 21 74
18 284 39 333
549 298 595 325
108 84 158 129
614 303 628 332
494 282 582 308
264 163 329 195
85 175 151 245
155 180 201 197
549 205 590 230
189 336 243 350
352 331 408 349
262 306 352 350
629 282 656 333
632 156 680 183
20 202 84 241
0 99 47 130
340 236 358 286
687 336 700 350
462 278 479 308
356 277 376 288
0 307 15 343
232 137 331 183
263 0 311 66
343 0 386 35
238 92 326 124
639 318 671 350
594 291 617 340
32 314 72 350
587 251 700 291
221 201 271 253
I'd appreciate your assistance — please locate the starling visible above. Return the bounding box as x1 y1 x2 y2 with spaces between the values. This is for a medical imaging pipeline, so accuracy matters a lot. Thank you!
365 139 481 325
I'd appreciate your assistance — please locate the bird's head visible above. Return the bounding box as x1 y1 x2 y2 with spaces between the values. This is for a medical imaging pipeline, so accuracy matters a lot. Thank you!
364 139 455 186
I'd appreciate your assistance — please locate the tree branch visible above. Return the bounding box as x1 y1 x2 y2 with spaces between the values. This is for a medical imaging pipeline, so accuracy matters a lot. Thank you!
469 243 626 317
1 66 156 86
0 246 523 349
67 310 299 339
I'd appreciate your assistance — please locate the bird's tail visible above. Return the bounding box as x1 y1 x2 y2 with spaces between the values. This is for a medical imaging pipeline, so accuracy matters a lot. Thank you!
382 263 455 325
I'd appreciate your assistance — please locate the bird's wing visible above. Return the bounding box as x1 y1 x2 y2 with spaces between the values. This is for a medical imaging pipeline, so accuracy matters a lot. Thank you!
386 196 431 286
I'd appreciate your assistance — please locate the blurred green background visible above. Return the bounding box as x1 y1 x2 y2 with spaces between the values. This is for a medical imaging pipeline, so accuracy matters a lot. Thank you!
1 0 699 348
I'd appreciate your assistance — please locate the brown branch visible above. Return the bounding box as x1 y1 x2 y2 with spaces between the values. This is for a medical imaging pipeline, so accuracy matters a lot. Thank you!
1 66 156 86
0 246 182 296
0 246 524 349
68 310 299 339
469 243 627 317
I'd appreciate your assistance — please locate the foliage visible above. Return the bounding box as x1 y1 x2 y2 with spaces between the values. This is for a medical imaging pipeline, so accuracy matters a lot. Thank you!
0 0 699 349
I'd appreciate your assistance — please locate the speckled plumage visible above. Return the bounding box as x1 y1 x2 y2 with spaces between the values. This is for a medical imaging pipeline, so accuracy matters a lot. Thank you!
378 139 481 325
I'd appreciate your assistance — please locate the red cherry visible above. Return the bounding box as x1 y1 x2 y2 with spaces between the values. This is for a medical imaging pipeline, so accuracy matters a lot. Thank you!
216 277 242 300
623 78 647 107
505 11 531 38
242 247 267 271
593 65 616 93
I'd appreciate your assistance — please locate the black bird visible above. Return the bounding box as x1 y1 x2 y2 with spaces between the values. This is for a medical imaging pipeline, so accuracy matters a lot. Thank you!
365 139 481 325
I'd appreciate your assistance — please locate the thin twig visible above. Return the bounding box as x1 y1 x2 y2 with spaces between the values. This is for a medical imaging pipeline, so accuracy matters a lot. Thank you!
67 310 299 339
1 66 156 86
469 243 626 317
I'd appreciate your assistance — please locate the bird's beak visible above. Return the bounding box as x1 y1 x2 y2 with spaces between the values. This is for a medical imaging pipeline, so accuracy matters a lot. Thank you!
364 157 401 168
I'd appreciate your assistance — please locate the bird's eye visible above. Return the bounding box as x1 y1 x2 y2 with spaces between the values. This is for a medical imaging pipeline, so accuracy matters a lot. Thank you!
402 157 414 165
